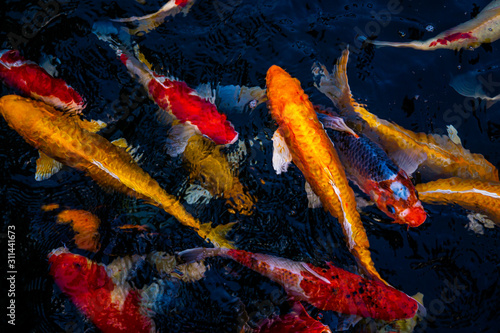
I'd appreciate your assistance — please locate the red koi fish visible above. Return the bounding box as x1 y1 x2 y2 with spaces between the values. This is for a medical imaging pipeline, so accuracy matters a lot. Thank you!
0 50 85 112
48 248 154 333
318 113 426 227
256 302 332 333
364 1 500 50
93 23 238 146
178 248 421 321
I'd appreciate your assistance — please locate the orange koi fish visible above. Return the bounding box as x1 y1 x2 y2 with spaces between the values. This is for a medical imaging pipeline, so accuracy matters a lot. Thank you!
256 302 332 333
182 133 255 215
178 248 421 321
416 177 500 224
0 95 234 248
48 248 154 333
266 65 384 283
112 0 197 35
57 209 101 253
312 49 499 182
364 1 500 50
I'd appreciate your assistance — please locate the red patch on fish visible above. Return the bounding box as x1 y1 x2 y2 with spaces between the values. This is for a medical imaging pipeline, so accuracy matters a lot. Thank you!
0 50 85 112
429 32 475 47
175 0 191 7
299 263 418 321
48 251 153 333
257 302 331 333
148 76 238 145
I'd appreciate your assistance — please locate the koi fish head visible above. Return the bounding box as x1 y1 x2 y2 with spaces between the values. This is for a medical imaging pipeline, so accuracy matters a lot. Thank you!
48 248 112 295
370 172 427 227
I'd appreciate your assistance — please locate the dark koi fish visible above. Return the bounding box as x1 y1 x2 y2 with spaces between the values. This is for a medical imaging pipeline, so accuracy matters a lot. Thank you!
318 113 426 227
0 50 85 113
178 248 422 322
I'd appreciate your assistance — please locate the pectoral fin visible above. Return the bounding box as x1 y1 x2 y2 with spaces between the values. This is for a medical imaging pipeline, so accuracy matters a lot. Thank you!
272 130 292 174
79 119 107 133
164 123 198 157
111 138 143 162
305 181 322 208
446 125 462 145
317 112 358 137
389 148 427 176
35 151 63 181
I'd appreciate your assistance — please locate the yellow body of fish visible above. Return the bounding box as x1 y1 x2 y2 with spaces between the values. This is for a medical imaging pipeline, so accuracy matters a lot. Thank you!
57 209 101 252
416 177 500 224
0 95 233 248
183 134 255 215
266 65 385 283
315 49 499 182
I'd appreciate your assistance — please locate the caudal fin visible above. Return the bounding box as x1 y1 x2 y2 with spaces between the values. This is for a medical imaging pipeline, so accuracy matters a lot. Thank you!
198 222 237 249
177 247 223 263
312 48 354 111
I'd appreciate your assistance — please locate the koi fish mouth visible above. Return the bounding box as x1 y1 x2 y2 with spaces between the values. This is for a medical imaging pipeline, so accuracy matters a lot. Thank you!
394 205 427 227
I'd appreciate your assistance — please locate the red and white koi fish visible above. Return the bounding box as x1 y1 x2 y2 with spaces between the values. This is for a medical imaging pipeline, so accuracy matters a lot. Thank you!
93 23 238 146
48 248 154 333
256 302 332 333
364 0 500 50
112 0 197 35
0 50 85 113
318 113 427 227
178 248 422 322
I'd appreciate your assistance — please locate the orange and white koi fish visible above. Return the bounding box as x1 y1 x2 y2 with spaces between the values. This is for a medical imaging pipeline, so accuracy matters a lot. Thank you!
0 95 234 248
416 177 500 224
312 49 499 182
112 0 197 35
266 65 385 283
364 0 500 50
0 50 85 112
56 209 101 253
178 248 421 321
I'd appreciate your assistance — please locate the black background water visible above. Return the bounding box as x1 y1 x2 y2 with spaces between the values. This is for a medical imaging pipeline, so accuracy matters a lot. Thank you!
1 0 499 332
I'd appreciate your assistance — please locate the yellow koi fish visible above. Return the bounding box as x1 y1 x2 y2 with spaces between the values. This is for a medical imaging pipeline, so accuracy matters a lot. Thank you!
56 209 101 253
0 95 234 248
312 49 499 182
416 177 500 224
266 65 385 284
364 0 500 50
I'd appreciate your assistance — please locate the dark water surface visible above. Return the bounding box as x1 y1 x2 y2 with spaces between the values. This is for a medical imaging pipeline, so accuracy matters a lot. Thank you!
1 0 499 332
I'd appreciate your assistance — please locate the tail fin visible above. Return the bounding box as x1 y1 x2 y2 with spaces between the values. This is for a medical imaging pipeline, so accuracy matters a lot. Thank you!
177 247 223 263
198 222 237 249
311 48 354 111
111 0 197 36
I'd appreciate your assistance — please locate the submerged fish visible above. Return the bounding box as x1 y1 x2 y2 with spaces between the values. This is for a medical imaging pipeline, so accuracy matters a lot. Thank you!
93 23 238 146
0 95 234 248
266 65 384 283
256 302 332 333
0 50 85 112
178 248 420 321
318 113 426 227
363 0 500 50
312 49 499 182
450 66 500 108
56 209 101 253
112 0 197 35
48 248 154 333
416 177 500 224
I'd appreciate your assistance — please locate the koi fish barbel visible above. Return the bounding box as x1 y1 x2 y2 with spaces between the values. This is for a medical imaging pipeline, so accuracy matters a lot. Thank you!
266 65 385 284
363 0 500 51
312 49 499 182
0 95 234 248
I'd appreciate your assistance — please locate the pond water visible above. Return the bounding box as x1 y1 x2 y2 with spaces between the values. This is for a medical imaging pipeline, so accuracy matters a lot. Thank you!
0 0 499 332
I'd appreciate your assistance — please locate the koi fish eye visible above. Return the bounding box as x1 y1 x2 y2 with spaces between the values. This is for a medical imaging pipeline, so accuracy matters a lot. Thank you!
386 204 396 215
